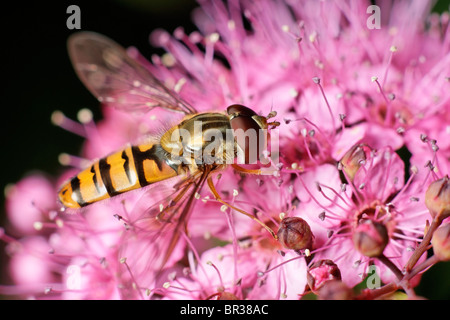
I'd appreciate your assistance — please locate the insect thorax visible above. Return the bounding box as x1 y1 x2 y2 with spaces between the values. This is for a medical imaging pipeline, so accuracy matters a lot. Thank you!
160 113 236 167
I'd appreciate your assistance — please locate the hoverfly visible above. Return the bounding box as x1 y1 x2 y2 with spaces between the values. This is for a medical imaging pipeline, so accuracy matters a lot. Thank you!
58 32 280 265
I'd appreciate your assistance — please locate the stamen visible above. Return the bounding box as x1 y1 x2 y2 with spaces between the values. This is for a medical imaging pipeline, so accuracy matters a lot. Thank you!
58 153 89 169
295 172 348 220
303 135 319 165
257 254 304 276
288 117 334 146
180 233 210 284
372 77 394 126
338 165 365 205
120 257 144 299
206 261 225 291
0 227 19 245
392 232 422 242
390 168 418 204
221 198 240 288
77 108 93 124
381 46 397 88
51 110 86 137
204 33 220 68
173 27 200 56
32 221 61 231
313 77 337 134
307 238 349 259
316 182 351 212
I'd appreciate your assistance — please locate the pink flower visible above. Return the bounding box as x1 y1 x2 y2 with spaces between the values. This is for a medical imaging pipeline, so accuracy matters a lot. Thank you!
293 146 431 287
161 176 308 300
405 112 450 176
1 0 449 300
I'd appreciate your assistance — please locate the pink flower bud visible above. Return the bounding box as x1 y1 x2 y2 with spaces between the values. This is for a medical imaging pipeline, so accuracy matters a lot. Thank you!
339 144 372 181
277 217 314 251
317 280 353 300
425 175 450 222
352 220 389 257
431 223 450 261
307 259 342 292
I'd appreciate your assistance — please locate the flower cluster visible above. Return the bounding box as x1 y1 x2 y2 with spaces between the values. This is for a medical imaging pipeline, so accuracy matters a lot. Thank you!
1 0 449 300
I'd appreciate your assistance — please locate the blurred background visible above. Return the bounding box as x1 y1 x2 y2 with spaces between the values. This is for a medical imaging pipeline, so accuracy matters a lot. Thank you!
0 0 449 299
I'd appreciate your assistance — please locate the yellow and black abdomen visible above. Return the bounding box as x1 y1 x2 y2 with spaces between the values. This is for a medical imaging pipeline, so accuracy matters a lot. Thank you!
58 143 179 208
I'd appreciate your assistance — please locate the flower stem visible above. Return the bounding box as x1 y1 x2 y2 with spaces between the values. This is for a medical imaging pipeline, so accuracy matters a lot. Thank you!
377 254 403 280
357 282 399 300
405 217 442 272
404 255 440 281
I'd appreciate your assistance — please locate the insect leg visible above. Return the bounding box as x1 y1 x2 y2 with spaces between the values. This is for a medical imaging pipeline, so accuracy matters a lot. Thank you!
156 178 195 222
231 164 264 175
231 164 279 176
206 176 278 240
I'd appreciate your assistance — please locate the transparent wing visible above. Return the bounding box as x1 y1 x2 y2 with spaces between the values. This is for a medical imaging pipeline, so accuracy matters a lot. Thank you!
67 31 196 114
118 169 210 276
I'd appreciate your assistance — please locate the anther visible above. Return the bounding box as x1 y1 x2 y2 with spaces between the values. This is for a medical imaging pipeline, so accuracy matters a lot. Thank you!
51 110 86 137
420 133 428 142
51 110 65 126
77 108 93 124
208 33 220 43
318 211 326 221
33 221 43 231
227 20 236 31
55 219 64 228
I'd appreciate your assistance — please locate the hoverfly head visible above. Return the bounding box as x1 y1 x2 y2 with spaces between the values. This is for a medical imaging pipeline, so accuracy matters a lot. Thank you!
227 104 279 164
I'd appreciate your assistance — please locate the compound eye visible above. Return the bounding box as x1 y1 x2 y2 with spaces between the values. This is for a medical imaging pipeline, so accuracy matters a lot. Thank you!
227 104 266 164
227 105 261 131
227 104 258 118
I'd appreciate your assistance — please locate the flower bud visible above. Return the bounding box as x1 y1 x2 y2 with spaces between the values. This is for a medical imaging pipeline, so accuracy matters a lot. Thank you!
431 223 450 261
307 259 342 292
352 220 389 257
425 175 450 222
339 144 372 181
277 217 314 251
317 280 353 300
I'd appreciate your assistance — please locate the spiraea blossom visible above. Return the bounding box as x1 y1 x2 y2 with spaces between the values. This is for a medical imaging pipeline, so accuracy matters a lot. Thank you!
1 0 449 300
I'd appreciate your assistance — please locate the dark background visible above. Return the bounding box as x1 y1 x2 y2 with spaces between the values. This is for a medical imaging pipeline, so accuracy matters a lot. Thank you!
1 0 449 299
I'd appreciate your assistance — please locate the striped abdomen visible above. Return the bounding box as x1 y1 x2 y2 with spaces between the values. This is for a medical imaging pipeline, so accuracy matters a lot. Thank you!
58 143 179 208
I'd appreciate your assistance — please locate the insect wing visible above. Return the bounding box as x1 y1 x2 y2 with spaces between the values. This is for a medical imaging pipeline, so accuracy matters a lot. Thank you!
67 31 196 114
118 171 206 278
